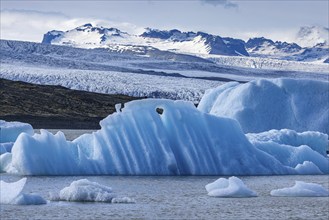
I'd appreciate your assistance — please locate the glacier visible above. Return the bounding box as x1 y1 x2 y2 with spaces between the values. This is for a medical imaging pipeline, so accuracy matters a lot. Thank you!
1 98 328 175
198 78 329 134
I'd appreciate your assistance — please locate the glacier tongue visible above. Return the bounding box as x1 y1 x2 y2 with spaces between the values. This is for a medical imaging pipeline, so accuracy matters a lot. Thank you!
5 98 329 175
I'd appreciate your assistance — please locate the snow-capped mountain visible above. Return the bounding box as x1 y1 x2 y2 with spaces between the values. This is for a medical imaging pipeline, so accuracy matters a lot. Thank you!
42 24 249 56
246 37 302 59
295 26 329 48
42 23 329 63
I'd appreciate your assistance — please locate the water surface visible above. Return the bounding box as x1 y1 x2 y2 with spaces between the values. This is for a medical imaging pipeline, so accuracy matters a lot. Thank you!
1 175 328 219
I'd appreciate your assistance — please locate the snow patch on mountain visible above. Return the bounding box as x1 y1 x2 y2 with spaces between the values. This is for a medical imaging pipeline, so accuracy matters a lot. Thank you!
295 26 329 48
42 24 249 56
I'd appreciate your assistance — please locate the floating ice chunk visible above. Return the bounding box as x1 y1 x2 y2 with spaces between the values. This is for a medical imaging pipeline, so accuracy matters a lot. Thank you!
58 179 116 202
0 178 46 205
13 193 47 205
271 181 329 197
295 161 323 175
0 178 27 204
0 120 34 143
205 176 257 198
198 79 329 134
111 197 135 204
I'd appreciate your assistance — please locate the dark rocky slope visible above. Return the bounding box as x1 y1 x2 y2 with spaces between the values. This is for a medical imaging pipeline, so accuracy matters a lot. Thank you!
0 78 140 129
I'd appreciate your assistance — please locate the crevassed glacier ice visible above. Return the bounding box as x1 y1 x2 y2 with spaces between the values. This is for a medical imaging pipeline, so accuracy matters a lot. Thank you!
205 176 257 197
270 181 329 197
2 99 329 175
198 78 329 134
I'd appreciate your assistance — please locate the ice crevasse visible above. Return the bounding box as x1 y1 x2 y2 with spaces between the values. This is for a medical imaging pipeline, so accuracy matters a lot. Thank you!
2 98 328 175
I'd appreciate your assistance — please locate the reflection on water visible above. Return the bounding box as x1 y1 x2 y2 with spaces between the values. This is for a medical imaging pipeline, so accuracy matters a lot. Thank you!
1 175 329 219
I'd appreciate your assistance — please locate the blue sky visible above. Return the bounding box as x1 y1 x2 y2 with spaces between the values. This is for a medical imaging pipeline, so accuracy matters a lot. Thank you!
1 0 328 42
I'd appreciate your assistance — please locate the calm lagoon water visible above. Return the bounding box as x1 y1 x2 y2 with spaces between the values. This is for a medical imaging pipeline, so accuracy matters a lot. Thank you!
1 175 329 220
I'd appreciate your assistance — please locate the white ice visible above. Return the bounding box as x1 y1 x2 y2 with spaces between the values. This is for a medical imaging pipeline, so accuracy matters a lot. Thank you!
54 179 134 203
58 179 115 202
0 178 46 205
270 181 329 197
0 178 27 204
2 98 328 175
205 176 257 198
198 78 329 134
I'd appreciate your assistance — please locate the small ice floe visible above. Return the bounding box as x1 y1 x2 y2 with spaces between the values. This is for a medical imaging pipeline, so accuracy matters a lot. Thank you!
205 176 257 198
271 181 329 197
53 179 135 203
0 178 46 205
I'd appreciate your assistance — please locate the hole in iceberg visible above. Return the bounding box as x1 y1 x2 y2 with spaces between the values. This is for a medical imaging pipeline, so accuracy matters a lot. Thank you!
156 107 164 115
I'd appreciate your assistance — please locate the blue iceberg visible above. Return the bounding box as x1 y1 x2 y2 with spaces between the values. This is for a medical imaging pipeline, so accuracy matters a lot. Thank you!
2 98 328 175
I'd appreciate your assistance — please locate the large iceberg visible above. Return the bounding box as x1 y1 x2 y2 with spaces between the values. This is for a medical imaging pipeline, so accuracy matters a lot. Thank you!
1 99 329 175
205 176 257 197
198 79 329 134
270 181 329 197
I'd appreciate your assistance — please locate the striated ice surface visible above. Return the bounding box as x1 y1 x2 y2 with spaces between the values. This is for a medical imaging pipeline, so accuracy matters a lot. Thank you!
205 176 257 197
271 181 329 197
2 99 328 175
198 78 329 134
